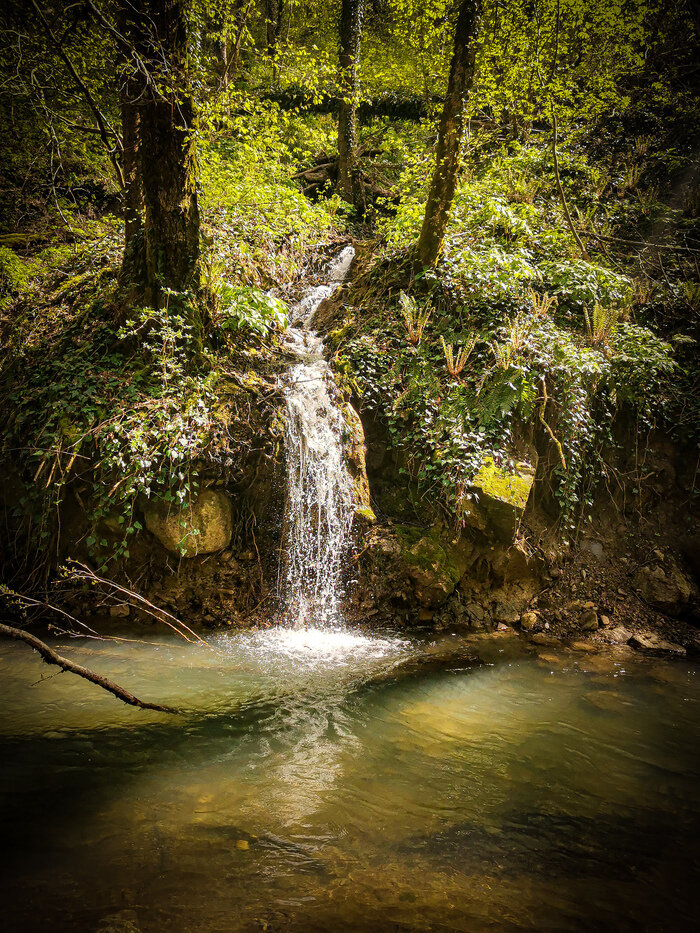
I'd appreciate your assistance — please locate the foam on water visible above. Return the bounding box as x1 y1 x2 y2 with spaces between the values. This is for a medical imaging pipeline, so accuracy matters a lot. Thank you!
234 626 409 662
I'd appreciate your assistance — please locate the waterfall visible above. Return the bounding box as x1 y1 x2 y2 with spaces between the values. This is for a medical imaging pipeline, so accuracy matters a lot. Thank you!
280 246 356 629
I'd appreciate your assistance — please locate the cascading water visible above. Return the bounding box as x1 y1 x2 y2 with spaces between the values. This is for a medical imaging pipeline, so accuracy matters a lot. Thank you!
280 246 357 629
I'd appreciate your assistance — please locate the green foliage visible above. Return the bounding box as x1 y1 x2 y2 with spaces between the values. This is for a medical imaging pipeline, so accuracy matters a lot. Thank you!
0 247 34 310
216 284 287 335
337 248 677 533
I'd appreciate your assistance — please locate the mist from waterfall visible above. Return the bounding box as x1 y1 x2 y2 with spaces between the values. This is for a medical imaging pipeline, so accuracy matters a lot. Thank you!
280 246 356 629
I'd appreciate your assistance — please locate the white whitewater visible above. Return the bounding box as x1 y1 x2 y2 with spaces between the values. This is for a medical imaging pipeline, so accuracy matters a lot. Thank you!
280 246 356 630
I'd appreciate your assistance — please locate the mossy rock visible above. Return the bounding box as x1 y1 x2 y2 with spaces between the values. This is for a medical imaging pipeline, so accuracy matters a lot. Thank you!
466 457 535 542
396 524 476 607
344 403 375 523
144 489 233 557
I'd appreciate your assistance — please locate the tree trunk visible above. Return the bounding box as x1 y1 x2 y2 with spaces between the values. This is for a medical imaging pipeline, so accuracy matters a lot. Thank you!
266 0 284 82
416 0 482 268
117 3 145 284
122 0 200 309
337 0 365 204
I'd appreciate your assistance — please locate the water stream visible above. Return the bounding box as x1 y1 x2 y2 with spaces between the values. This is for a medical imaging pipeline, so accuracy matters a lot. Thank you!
280 246 356 629
0 632 698 931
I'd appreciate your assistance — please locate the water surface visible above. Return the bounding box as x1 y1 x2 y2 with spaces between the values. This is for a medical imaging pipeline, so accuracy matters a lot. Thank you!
1 627 698 931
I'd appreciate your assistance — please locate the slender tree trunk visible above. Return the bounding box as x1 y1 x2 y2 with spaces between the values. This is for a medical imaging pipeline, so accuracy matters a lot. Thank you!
117 3 145 284
266 0 284 82
416 0 482 267
124 0 200 309
121 86 142 250
337 0 365 204
221 0 254 87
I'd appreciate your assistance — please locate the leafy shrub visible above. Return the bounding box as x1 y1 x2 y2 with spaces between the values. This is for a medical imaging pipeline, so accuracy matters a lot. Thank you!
217 284 287 336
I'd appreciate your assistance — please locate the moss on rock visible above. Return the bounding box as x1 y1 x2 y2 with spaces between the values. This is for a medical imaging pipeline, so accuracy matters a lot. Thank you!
144 488 233 557
466 457 535 542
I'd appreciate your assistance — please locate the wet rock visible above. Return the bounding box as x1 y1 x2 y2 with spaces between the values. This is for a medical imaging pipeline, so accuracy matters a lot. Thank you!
633 562 694 615
144 489 233 557
570 640 598 652
520 610 538 631
628 632 686 655
344 403 375 523
531 633 559 645
608 625 632 645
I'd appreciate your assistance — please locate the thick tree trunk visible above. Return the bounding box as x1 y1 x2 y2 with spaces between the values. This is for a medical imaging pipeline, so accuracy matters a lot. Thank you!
337 0 365 204
121 87 142 250
416 0 482 268
121 0 200 309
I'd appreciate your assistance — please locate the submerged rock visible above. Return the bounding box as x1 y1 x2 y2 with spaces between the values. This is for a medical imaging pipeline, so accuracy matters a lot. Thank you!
96 910 141 933
144 489 233 557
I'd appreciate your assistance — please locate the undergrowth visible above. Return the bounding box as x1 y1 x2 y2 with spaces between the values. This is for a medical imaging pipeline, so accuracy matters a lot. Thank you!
332 135 687 536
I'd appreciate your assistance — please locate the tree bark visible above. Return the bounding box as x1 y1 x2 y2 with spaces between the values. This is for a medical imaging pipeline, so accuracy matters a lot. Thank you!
416 0 482 268
123 0 200 309
266 0 284 82
337 0 365 204
0 622 176 713
116 3 145 284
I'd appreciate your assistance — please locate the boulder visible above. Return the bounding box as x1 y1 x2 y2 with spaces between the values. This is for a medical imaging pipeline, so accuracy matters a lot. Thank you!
633 561 694 615
463 457 535 542
144 489 233 557
581 539 604 560
109 603 130 618
399 526 475 608
520 610 538 631
628 632 686 655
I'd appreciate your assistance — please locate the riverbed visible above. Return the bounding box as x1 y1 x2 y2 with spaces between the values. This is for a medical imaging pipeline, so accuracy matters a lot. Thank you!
0 627 698 931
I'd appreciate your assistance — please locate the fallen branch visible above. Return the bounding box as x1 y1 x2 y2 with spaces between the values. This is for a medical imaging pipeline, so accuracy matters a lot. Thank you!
0 622 177 713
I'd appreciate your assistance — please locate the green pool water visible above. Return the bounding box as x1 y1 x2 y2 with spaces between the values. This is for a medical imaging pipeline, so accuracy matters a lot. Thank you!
0 627 698 931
